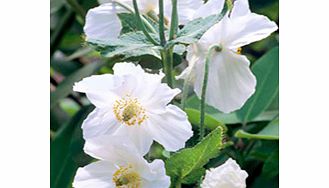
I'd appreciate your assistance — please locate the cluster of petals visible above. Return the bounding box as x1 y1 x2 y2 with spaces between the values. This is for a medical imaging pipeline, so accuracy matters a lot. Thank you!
177 0 278 113
201 158 248 188
73 62 193 155
73 135 170 188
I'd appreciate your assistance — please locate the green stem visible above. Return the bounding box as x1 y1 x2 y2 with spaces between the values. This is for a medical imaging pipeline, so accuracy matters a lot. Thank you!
161 48 174 88
158 0 166 46
199 45 222 140
181 76 190 110
132 0 159 45
169 0 178 40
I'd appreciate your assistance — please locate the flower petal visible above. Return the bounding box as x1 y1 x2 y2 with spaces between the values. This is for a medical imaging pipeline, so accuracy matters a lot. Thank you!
193 0 225 19
81 108 120 140
164 0 204 25
84 3 123 43
225 4 278 49
145 105 193 151
114 125 154 156
73 161 116 188
73 74 123 108
194 49 256 113
84 134 147 161
140 160 171 188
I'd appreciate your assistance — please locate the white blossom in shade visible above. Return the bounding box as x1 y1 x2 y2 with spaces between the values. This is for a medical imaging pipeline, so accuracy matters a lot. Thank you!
73 136 170 188
84 2 124 43
177 0 278 113
73 62 193 155
201 158 248 188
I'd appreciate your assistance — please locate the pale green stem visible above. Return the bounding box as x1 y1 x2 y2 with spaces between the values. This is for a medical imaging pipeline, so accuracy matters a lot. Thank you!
160 48 174 88
199 45 222 140
158 0 166 46
169 0 178 40
181 74 191 110
132 0 159 45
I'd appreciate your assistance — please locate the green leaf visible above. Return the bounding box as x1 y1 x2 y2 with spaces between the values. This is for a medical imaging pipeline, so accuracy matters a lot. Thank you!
185 95 278 124
89 31 160 61
262 148 279 178
181 168 206 185
237 46 279 124
235 117 279 140
165 127 224 186
50 62 103 109
168 3 228 46
185 108 227 132
51 105 94 188
118 13 159 34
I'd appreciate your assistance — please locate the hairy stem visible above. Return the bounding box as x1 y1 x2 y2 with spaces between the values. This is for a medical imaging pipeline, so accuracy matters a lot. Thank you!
199 45 222 140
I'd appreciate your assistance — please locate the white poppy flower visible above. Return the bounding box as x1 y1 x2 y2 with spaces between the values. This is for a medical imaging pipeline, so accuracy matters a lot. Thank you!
86 0 223 44
201 158 248 188
73 62 193 154
177 0 278 113
73 136 170 188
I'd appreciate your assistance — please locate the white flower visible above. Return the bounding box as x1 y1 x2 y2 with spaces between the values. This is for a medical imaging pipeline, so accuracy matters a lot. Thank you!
86 0 207 43
177 0 278 113
201 158 248 188
84 2 124 43
73 136 170 188
73 62 193 154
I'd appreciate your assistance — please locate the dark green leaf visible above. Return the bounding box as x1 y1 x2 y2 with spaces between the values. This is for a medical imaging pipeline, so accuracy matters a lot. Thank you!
262 148 279 178
165 127 224 186
51 105 94 188
50 62 103 109
237 46 279 124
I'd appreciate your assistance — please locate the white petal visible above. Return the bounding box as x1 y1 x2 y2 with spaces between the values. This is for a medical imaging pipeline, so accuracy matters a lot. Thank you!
230 0 251 18
137 0 158 13
194 49 256 113
84 3 123 43
201 158 248 188
164 0 204 25
141 83 181 113
114 125 154 156
193 0 225 19
145 105 193 151
81 108 121 140
84 134 148 162
73 74 122 108
73 161 116 188
140 160 171 188
225 10 278 49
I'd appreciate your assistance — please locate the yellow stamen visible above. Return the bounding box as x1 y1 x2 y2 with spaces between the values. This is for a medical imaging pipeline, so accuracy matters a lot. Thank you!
112 164 141 188
237 47 242 54
113 95 147 126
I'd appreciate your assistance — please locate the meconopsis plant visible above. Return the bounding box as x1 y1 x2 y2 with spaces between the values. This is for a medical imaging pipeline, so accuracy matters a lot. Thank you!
72 0 278 187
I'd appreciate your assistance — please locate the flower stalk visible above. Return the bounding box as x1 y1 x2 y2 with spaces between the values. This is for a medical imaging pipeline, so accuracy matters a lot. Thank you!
199 44 222 140
132 0 159 45
169 0 178 40
158 0 166 46
160 48 174 88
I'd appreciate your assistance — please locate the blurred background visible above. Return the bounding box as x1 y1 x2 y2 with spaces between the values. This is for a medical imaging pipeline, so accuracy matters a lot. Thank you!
50 0 279 187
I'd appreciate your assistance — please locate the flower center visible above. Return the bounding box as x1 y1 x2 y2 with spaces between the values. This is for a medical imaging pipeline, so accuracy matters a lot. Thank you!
112 164 141 188
237 47 242 54
113 95 147 126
